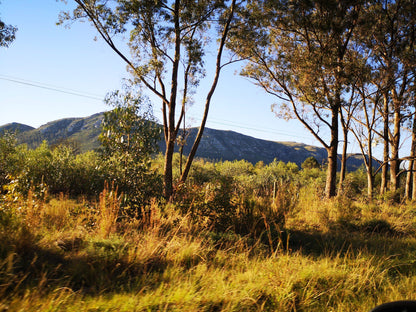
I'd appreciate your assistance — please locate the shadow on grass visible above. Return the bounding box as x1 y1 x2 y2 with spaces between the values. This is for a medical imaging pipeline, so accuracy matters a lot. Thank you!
0 236 170 297
285 219 416 264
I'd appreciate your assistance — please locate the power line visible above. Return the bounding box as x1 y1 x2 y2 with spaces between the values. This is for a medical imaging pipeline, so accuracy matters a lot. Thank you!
187 114 315 141
0 74 104 101
0 74 316 142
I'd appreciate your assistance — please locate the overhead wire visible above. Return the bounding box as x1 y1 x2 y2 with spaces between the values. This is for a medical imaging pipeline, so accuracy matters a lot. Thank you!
0 73 316 142
0 74 104 101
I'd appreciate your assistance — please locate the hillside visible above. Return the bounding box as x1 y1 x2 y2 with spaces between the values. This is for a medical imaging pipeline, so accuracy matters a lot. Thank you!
0 122 35 135
0 112 364 170
12 113 104 152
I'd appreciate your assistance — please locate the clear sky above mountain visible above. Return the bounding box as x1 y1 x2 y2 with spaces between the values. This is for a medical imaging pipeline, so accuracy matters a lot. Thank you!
1 1 347 149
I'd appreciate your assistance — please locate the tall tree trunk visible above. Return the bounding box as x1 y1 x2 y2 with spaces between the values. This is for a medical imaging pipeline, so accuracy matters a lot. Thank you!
338 127 348 192
179 0 236 184
163 136 175 199
367 166 374 201
405 160 413 200
408 112 416 200
413 158 416 200
390 107 401 192
325 107 339 198
367 132 374 201
163 0 181 199
380 92 389 195
405 111 415 200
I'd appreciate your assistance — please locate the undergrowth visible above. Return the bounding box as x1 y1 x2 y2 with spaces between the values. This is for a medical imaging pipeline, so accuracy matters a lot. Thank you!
2 184 416 311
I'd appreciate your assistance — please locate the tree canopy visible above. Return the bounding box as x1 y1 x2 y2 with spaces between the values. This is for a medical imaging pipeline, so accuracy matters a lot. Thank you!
0 3 17 47
59 0 238 198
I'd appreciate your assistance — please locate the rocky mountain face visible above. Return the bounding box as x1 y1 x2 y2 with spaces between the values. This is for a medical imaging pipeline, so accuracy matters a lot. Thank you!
8 113 104 152
173 128 327 166
0 112 364 170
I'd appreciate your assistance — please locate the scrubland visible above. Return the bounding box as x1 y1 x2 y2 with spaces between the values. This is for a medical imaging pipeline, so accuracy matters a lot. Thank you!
1 140 416 311
2 161 416 311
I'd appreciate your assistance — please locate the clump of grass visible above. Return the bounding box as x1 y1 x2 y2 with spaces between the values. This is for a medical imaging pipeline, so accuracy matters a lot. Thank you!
96 184 120 238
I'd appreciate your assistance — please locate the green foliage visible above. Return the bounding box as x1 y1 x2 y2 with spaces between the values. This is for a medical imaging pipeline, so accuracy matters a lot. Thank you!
100 89 162 210
100 90 160 158
10 142 105 197
253 159 299 196
175 158 302 234
0 15 17 48
339 167 368 199
301 156 320 170
186 158 218 185
0 132 19 191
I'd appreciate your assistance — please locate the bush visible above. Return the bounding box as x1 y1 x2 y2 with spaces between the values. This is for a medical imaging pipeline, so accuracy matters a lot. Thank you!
252 159 299 196
99 88 162 212
7 142 105 198
174 176 236 231
0 132 19 192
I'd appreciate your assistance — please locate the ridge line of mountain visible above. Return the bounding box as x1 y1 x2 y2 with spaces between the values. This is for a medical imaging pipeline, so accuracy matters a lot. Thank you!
0 112 364 170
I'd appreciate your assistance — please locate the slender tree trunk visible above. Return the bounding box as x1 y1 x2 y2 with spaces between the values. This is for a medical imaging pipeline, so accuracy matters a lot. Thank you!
163 0 181 199
325 107 339 198
163 136 175 199
380 93 389 195
179 0 236 184
408 112 416 200
405 111 415 200
406 160 413 200
179 145 183 176
413 158 416 200
325 46 344 199
338 127 348 191
367 133 374 201
390 107 401 192
367 166 374 201
179 114 186 176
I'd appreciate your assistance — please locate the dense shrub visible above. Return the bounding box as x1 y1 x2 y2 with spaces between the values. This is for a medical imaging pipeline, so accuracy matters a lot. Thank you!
187 158 218 184
99 89 162 211
253 160 299 196
0 139 162 207
0 132 20 191
5 142 105 197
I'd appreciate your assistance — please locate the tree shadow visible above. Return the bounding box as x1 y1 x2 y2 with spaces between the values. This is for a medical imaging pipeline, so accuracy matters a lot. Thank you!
1 237 170 297
285 220 416 263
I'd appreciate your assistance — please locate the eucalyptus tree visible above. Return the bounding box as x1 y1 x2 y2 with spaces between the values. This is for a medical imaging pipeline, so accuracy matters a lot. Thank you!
338 81 360 191
0 3 17 47
348 69 384 200
59 0 237 199
360 0 416 193
406 102 416 199
229 0 363 198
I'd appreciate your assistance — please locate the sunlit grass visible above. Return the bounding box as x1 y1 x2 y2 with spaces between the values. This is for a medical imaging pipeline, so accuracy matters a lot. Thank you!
2 187 416 311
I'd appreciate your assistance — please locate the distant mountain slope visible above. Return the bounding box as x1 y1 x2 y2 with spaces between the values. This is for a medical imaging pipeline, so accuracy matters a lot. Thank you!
0 122 35 135
15 113 104 152
0 112 364 170
174 128 327 165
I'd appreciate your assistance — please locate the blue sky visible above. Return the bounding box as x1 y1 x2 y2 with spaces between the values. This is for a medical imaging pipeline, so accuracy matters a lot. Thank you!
0 1 342 149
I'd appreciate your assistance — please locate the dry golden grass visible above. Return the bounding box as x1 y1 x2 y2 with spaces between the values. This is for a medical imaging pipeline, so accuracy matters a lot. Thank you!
2 187 416 311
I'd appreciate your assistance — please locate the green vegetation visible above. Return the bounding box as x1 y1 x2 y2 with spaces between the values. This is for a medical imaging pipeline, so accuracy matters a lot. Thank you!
100 89 162 211
2 132 416 311
2 114 365 171
4 0 416 308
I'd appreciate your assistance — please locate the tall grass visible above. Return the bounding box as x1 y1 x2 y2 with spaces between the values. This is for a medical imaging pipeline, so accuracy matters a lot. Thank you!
2 184 416 311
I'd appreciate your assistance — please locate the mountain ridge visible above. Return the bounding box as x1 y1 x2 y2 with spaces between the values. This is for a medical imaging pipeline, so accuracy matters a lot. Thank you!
0 112 364 170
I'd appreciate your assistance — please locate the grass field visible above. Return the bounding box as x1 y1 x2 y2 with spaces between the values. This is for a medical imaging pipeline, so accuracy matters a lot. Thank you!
2 186 416 312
